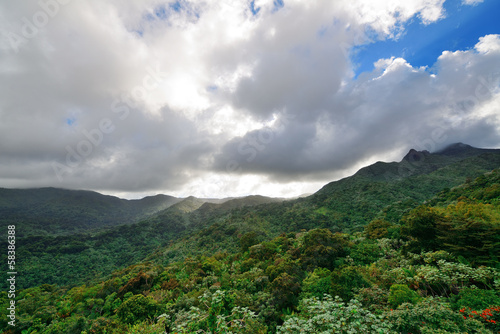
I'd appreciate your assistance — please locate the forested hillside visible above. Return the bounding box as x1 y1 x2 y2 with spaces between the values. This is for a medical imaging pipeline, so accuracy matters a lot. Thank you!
1 167 499 333
0 188 183 237
0 195 283 290
1 144 499 333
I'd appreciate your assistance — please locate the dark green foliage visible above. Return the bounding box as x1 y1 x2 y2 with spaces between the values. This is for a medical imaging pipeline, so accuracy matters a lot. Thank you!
329 266 369 301
301 266 369 301
451 288 500 310
349 239 384 265
270 272 301 309
399 170 500 266
240 231 262 252
301 268 333 299
388 284 420 308
365 219 392 239
400 206 443 252
299 229 349 271
116 294 159 324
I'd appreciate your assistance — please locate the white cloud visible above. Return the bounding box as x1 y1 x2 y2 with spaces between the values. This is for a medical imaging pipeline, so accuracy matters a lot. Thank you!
462 0 484 6
474 34 500 54
343 0 446 36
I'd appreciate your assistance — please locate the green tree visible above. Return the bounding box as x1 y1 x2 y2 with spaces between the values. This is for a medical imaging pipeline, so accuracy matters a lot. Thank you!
401 206 443 252
300 229 349 270
240 231 260 252
301 268 332 299
365 219 392 239
116 294 158 325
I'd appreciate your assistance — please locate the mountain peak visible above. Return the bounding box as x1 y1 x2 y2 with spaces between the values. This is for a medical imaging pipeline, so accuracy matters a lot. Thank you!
402 148 430 162
435 143 477 156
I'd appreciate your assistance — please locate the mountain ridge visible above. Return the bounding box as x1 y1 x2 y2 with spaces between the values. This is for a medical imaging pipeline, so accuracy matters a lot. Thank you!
2 142 500 290
0 188 285 237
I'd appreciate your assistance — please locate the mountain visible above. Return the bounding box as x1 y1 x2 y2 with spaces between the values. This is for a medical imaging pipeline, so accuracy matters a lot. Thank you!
305 143 500 229
2 143 499 291
0 187 183 237
0 191 285 289
336 143 497 182
435 142 499 157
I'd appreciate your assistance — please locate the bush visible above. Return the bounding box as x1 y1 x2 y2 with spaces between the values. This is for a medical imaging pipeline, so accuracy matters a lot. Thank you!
451 287 500 310
329 266 369 301
356 285 389 314
171 290 267 333
300 229 349 271
350 239 384 265
388 284 420 308
240 232 261 252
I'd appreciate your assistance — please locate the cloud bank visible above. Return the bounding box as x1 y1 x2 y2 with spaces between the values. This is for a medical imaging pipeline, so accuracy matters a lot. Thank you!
0 0 499 198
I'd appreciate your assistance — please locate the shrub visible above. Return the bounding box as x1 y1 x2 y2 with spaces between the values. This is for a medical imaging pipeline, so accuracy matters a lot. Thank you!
451 287 500 310
356 285 389 314
329 266 369 302
350 239 384 265
300 229 349 271
171 290 267 333
388 284 420 308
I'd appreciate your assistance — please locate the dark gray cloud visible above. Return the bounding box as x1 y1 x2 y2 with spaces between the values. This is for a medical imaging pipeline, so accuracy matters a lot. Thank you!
215 43 500 182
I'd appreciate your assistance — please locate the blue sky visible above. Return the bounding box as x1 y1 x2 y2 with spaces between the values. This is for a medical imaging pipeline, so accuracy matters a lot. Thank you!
353 0 500 76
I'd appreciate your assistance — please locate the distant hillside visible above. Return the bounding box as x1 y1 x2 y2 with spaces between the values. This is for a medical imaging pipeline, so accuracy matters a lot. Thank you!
196 195 285 214
0 186 283 238
153 143 500 261
0 191 284 289
165 196 208 213
0 188 183 237
164 195 284 214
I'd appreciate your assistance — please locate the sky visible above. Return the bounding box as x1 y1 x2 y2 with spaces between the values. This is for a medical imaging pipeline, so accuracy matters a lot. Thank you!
0 0 499 199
